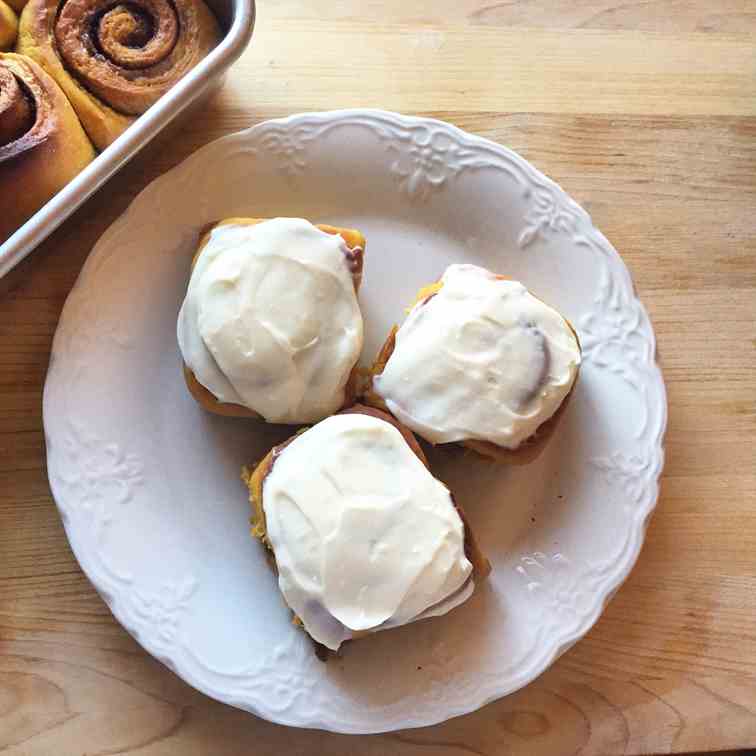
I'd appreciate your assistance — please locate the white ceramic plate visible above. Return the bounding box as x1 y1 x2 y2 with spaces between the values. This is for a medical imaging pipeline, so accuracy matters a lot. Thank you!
44 110 666 733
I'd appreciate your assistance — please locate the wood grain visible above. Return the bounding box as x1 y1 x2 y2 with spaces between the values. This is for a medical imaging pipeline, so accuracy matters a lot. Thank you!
238 22 756 116
1 0 755 753
265 0 756 34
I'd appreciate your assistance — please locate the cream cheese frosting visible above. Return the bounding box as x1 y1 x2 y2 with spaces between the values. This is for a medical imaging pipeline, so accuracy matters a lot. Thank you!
262 413 474 650
373 264 581 449
177 218 363 424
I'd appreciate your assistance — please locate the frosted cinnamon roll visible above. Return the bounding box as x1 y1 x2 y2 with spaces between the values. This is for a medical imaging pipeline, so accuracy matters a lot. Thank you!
17 0 221 149
178 218 366 424
0 53 95 243
369 264 581 463
243 405 490 653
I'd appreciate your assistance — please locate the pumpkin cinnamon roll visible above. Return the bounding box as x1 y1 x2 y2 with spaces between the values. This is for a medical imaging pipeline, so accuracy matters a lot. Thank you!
17 0 221 150
0 1 17 50
243 405 490 654
0 53 95 243
368 264 582 463
177 218 366 424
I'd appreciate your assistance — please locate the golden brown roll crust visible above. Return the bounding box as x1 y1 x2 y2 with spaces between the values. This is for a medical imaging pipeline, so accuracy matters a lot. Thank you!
184 218 366 421
366 279 581 465
0 52 95 243
3 0 27 13
0 0 18 50
17 0 221 150
243 404 491 581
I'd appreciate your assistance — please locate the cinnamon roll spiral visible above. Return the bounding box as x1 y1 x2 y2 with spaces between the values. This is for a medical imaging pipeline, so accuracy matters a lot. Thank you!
18 0 220 149
0 53 95 244
0 53 95 243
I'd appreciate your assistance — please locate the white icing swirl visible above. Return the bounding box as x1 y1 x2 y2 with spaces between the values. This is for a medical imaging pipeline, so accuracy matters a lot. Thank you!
373 264 581 449
262 413 474 651
177 218 363 424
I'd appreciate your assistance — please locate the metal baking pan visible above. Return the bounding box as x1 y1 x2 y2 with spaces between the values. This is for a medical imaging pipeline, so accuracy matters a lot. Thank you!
0 0 255 279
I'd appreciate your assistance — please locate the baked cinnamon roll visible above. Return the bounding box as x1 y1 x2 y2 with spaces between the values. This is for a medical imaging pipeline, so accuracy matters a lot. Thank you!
177 218 366 424
368 264 581 463
0 53 95 243
243 404 490 653
17 0 221 149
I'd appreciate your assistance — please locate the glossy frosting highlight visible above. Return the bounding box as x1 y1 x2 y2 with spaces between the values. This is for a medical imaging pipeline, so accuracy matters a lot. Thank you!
177 218 363 423
373 264 581 449
262 413 474 650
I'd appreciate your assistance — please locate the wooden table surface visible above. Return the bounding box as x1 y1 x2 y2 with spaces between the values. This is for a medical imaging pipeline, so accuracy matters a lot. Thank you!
2 1 756 754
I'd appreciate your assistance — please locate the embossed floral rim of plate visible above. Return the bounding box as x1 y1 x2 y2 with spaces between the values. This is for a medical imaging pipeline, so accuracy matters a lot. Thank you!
43 110 666 733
